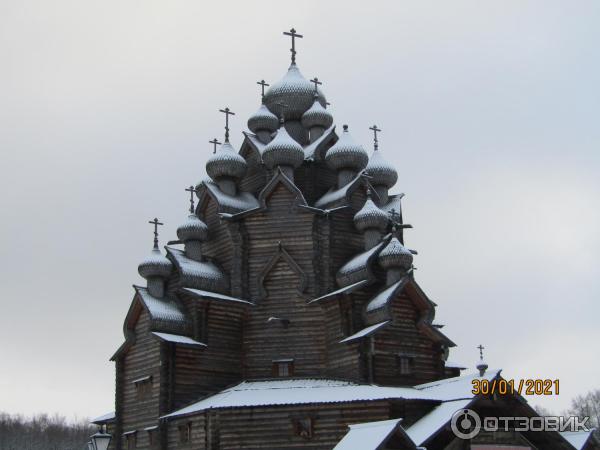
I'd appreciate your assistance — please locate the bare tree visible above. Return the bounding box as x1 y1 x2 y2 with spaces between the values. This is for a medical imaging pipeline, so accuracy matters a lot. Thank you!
566 389 600 436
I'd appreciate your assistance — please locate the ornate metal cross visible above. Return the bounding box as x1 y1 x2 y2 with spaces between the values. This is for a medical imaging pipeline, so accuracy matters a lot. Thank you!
148 217 164 248
209 138 222 154
478 344 485 360
309 77 322 93
369 124 382 151
219 107 235 142
283 28 303 64
185 185 196 213
257 79 269 98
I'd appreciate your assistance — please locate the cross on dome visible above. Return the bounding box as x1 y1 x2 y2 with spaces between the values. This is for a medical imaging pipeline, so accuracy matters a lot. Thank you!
283 28 303 65
219 107 235 142
478 344 485 360
148 218 164 248
209 138 222 154
185 186 196 213
257 79 269 98
309 77 322 94
369 124 382 151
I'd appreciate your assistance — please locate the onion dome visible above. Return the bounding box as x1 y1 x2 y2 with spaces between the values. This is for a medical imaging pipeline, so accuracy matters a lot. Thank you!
366 149 398 188
378 237 413 271
301 97 333 129
206 141 247 181
138 246 173 279
264 65 326 120
476 359 489 376
177 214 208 242
325 125 369 172
262 123 305 169
248 103 279 134
354 196 389 232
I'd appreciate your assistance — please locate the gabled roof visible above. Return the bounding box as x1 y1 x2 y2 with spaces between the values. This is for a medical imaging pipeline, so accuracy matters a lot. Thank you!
405 398 473 446
366 277 410 312
91 411 115 425
415 369 502 400
334 418 415 450
308 279 370 304
561 430 596 450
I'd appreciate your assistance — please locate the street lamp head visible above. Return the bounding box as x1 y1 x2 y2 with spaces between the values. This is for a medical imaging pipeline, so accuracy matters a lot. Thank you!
90 431 112 450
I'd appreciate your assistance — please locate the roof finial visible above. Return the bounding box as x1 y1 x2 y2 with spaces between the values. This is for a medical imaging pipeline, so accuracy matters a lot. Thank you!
209 138 222 154
257 79 269 99
476 344 488 377
185 186 196 214
283 28 303 65
148 218 164 249
309 77 322 95
219 107 235 142
369 124 382 151
389 208 413 232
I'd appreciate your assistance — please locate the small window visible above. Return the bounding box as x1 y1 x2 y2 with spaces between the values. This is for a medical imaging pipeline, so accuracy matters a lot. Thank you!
293 417 314 439
272 359 294 377
398 356 414 375
178 423 192 444
133 376 153 400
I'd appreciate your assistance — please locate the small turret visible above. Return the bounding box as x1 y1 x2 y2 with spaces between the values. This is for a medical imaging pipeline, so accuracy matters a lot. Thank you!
262 115 305 181
248 80 279 144
177 186 208 261
378 228 413 285
302 77 333 143
138 218 172 298
353 189 388 249
476 345 488 377
366 125 397 204
325 125 369 188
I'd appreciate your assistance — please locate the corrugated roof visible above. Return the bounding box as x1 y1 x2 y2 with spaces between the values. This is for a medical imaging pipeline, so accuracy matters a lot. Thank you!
405 398 472 445
333 418 406 450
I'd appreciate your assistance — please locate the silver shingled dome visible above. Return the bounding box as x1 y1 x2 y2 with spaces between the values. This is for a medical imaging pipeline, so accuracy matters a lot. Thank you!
177 214 208 242
262 124 305 169
378 237 413 270
325 126 369 171
354 197 389 232
248 103 279 134
366 149 398 188
264 65 326 120
301 98 333 129
206 141 248 181
138 247 173 279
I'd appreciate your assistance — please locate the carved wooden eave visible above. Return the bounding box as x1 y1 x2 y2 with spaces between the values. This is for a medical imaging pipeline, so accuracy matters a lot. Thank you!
257 243 308 300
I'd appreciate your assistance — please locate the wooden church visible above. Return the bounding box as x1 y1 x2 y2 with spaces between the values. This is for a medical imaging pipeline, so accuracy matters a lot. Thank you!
92 29 598 450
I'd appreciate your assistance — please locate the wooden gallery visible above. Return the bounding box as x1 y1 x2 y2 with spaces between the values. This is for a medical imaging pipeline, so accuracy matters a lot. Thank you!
91 30 598 450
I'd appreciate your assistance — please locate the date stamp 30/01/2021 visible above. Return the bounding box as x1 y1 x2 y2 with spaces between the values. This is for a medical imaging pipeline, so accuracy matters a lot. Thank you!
472 379 560 396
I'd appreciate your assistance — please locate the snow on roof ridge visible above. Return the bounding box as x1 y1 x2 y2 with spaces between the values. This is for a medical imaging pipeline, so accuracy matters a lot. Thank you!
348 418 402 429
415 368 502 390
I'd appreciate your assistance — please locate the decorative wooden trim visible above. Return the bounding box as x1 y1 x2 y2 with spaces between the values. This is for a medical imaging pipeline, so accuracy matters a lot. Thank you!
257 243 308 300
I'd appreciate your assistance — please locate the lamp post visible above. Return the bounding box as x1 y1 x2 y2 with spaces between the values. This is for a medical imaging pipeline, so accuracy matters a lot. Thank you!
90 431 112 450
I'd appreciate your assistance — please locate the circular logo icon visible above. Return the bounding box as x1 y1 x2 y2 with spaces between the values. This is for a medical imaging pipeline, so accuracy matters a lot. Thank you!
451 408 481 440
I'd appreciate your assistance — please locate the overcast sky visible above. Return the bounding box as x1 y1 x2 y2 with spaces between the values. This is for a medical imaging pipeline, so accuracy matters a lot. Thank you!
0 0 598 420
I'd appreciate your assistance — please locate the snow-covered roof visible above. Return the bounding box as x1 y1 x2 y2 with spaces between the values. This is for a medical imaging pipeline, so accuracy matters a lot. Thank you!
405 398 472 446
308 279 369 304
314 172 363 209
163 378 441 419
561 431 595 450
444 361 467 370
336 240 387 288
415 369 502 400
134 286 187 326
340 321 390 343
333 418 407 450
304 124 336 160
167 247 228 293
183 288 253 305
365 278 408 312
91 411 115 424
202 180 260 214
152 332 206 347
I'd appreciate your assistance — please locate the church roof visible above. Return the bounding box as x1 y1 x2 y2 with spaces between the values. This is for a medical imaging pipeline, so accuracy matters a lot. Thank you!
336 239 388 287
339 321 390 344
182 288 253 305
199 180 260 214
333 418 412 450
365 278 409 312
561 431 596 450
134 286 187 327
166 247 228 293
152 332 206 347
405 398 473 446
